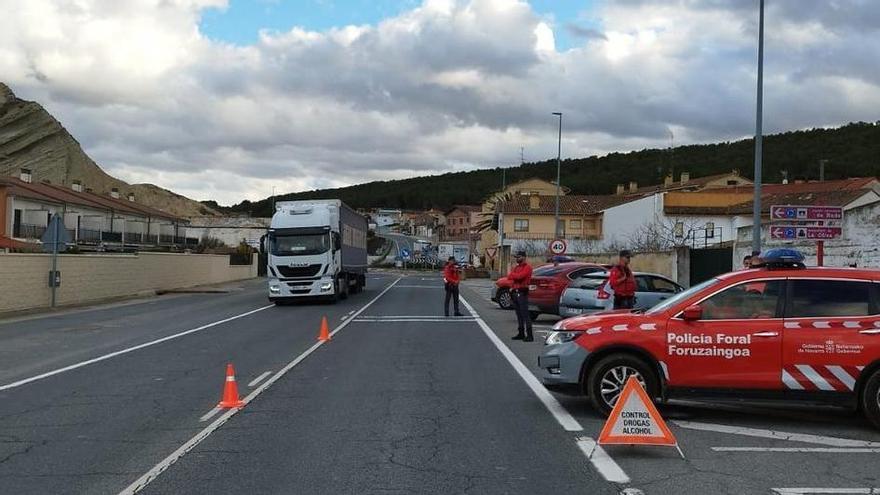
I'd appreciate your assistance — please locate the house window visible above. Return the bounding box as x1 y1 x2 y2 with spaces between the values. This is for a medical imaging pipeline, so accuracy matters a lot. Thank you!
514 219 529 232
570 219 582 230
726 180 738 186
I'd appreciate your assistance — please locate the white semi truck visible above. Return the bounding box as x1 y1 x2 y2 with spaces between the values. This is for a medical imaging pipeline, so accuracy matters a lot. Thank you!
263 200 368 304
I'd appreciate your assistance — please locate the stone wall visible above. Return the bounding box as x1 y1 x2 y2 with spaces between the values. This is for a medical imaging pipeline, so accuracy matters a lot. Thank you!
0 252 257 313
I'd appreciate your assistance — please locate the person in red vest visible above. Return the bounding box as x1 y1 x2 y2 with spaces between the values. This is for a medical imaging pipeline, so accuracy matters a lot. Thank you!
509 250 534 341
609 249 637 310
443 256 463 317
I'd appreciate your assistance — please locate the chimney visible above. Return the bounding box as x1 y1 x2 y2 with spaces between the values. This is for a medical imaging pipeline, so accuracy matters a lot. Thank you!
680 172 690 183
664 174 673 187
127 193 135 202
20 168 32 183
528 193 541 210
615 184 625 195
72 180 83 192
628 181 638 193
110 188 120 199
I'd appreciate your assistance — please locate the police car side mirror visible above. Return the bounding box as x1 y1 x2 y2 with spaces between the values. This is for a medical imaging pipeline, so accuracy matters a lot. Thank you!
682 305 703 321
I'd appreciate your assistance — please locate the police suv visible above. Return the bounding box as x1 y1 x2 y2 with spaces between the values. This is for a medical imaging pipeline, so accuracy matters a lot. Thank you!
538 249 880 429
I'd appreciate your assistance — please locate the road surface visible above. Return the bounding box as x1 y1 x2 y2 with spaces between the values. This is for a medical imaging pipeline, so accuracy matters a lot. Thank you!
0 273 878 494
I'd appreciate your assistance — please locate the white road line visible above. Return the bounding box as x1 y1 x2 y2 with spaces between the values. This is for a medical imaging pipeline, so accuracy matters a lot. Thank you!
713 447 880 453
118 277 402 495
458 295 630 485
0 305 275 392
773 489 880 494
576 437 631 484
247 371 272 387
354 319 477 323
674 421 880 447
198 407 221 423
393 285 444 289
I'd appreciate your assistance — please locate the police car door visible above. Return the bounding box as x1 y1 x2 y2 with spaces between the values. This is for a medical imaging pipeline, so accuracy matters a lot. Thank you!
781 278 880 394
665 279 785 389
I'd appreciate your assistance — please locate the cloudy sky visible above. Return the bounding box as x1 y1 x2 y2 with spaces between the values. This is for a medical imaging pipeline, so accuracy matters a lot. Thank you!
2 0 879 205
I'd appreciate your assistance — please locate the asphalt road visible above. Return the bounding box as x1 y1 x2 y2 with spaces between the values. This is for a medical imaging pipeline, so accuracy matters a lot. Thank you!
1 273 878 494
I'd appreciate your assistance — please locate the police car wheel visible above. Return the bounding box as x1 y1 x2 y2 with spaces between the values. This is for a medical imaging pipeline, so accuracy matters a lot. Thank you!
587 354 658 416
862 369 880 430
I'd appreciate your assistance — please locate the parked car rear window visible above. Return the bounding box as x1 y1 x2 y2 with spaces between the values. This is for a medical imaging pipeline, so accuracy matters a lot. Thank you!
787 279 875 317
650 277 679 293
533 266 566 276
571 276 608 290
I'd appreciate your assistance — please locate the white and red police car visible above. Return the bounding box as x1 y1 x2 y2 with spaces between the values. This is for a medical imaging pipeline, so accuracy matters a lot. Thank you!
538 249 880 429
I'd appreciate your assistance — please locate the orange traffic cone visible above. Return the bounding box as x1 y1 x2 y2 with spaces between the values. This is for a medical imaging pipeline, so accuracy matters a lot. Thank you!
318 316 331 342
218 363 245 409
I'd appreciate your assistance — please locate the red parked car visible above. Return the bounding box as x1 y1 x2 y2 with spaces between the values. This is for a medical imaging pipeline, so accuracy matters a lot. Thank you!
492 262 609 319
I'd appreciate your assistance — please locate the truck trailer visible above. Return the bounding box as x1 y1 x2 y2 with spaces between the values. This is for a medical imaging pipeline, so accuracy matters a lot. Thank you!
264 200 368 304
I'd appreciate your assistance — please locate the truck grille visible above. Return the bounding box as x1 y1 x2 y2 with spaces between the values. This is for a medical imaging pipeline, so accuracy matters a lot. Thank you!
277 264 323 278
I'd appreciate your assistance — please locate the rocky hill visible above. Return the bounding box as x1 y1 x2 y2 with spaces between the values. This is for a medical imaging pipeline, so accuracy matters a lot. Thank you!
0 83 217 217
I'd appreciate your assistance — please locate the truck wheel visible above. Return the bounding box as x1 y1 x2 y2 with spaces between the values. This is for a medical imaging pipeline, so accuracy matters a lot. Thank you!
862 369 880 430
497 289 513 310
339 277 349 300
586 353 659 416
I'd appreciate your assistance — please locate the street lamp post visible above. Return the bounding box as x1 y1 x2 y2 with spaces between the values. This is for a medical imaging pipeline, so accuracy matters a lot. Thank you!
752 0 765 255
552 112 563 238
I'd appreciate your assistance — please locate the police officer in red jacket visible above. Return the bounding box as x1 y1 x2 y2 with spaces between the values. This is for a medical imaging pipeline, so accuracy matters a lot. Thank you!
508 250 534 341
609 249 636 310
443 256 463 317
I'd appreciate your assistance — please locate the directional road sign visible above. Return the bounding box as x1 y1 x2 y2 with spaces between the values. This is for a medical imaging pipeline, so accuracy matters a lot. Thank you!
770 225 842 240
549 239 567 255
400 248 411 261
770 205 843 221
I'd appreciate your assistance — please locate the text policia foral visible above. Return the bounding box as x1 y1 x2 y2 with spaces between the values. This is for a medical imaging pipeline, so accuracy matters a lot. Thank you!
667 332 752 359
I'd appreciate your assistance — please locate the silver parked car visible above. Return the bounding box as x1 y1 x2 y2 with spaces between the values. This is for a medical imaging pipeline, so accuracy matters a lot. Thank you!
558 271 683 317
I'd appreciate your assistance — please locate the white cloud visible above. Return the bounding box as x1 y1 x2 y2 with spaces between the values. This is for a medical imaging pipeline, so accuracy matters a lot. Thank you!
1 0 878 205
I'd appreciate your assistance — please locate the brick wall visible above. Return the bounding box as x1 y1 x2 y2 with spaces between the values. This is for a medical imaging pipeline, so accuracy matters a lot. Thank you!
0 252 258 313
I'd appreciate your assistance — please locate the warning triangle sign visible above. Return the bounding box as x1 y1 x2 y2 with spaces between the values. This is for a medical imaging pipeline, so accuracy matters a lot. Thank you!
598 376 678 448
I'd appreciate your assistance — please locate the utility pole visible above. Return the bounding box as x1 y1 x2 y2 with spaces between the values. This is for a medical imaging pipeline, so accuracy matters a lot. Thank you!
751 0 765 255
552 112 563 238
819 159 828 181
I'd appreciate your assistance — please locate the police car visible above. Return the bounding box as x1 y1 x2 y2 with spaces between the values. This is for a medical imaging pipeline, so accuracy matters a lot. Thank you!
537 249 880 429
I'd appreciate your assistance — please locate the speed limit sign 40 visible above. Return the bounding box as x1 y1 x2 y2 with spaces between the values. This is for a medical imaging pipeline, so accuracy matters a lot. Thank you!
549 239 567 255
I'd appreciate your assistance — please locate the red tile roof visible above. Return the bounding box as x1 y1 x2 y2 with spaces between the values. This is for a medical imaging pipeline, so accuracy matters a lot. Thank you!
501 194 635 215
633 172 750 195
665 188 878 216
0 177 182 221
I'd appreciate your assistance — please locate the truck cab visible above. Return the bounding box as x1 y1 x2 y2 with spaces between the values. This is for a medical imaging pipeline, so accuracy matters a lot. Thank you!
265 200 367 303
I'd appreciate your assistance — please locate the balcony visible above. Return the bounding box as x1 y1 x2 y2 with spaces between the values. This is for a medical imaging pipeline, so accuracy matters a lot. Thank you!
14 223 46 240
503 232 600 241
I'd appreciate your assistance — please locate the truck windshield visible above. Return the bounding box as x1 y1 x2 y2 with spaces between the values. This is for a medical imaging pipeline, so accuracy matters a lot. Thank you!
271 234 329 256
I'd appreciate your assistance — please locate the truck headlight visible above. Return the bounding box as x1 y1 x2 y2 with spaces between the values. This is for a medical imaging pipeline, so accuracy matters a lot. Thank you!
269 285 281 293
320 282 333 291
544 331 584 346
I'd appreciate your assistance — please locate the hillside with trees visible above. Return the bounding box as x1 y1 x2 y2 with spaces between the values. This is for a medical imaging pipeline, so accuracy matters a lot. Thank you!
220 122 880 216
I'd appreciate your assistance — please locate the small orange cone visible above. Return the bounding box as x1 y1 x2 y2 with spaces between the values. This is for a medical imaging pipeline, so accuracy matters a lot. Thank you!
218 363 245 409
318 316 331 342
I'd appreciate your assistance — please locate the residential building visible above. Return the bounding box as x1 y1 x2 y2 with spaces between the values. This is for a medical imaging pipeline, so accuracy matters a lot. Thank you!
601 172 755 250
0 173 192 250
442 205 481 242
374 208 402 230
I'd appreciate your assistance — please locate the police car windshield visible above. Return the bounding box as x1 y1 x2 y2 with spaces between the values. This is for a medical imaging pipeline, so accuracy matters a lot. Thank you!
645 277 721 315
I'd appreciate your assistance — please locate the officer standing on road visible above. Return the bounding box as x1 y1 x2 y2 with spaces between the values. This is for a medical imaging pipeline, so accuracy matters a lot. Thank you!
609 249 636 310
443 256 463 317
509 250 534 342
